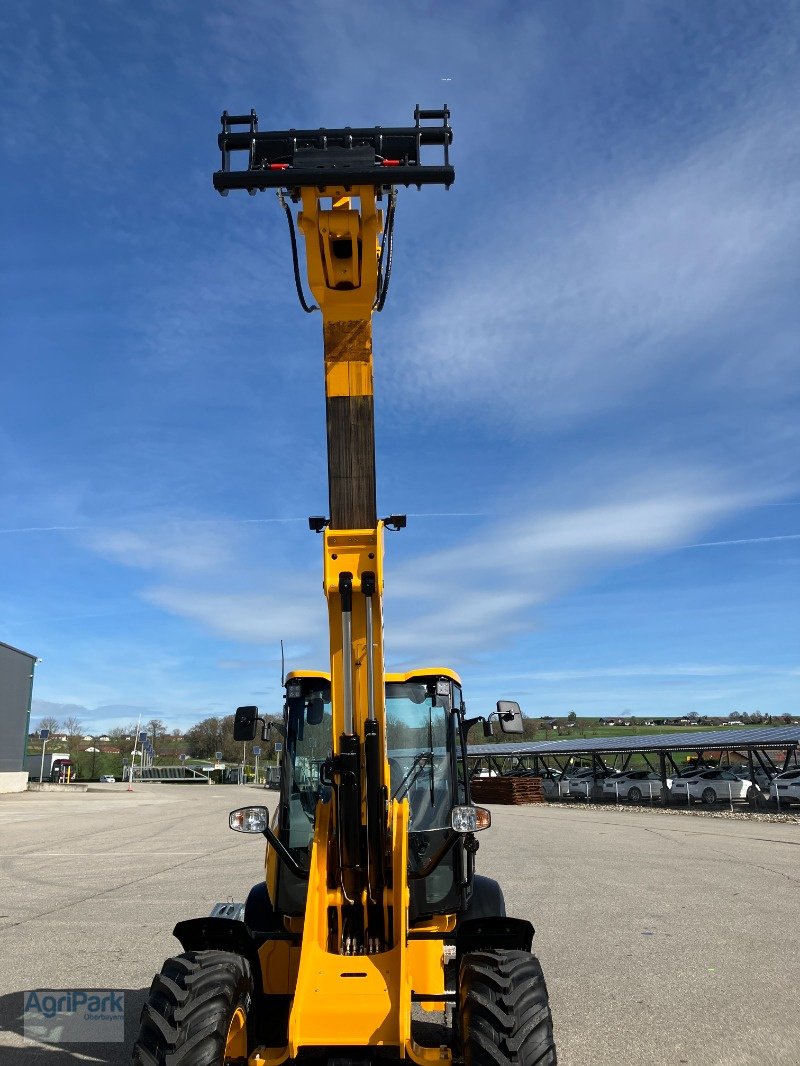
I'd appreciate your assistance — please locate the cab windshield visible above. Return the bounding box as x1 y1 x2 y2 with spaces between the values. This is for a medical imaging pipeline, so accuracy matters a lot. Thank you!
279 675 464 917
281 677 460 857
385 681 452 832
283 683 332 854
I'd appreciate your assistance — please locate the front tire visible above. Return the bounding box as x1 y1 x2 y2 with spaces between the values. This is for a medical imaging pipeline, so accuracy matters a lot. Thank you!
701 787 717 805
460 949 556 1066
627 787 642 804
132 950 252 1065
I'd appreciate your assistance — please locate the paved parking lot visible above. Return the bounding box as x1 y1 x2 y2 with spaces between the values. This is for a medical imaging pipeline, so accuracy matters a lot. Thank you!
1 785 798 1065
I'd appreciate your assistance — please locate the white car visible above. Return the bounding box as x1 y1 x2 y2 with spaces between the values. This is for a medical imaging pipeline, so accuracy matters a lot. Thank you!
99 774 116 783
671 769 754 804
727 764 774 791
535 773 563 799
769 769 800 807
567 768 619 799
602 770 671 803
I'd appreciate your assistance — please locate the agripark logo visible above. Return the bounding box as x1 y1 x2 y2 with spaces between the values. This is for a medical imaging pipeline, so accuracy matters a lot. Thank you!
23 989 124 1043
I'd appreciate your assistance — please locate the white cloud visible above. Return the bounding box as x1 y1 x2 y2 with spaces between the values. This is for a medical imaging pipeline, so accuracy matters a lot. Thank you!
143 584 324 651
384 475 764 662
389 105 800 427
84 524 234 575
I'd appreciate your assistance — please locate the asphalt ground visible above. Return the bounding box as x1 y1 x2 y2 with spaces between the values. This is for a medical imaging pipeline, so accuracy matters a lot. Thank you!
0 785 798 1065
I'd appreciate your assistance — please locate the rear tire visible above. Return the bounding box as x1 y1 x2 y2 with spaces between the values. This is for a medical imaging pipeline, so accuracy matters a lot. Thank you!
701 787 717 805
132 950 252 1065
627 787 642 804
460 948 556 1066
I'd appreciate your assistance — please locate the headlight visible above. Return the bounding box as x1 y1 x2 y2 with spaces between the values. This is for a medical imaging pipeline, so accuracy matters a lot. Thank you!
450 805 491 833
229 806 269 834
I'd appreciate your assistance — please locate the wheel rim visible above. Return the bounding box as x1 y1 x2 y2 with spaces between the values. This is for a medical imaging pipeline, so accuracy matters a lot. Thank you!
629 789 641 803
225 1004 247 1062
702 788 716 804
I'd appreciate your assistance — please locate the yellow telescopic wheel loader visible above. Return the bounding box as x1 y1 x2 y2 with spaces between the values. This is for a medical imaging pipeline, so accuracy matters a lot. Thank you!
132 107 557 1066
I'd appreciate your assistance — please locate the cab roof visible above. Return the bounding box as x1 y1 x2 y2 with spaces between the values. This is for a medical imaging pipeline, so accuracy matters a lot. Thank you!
285 667 462 685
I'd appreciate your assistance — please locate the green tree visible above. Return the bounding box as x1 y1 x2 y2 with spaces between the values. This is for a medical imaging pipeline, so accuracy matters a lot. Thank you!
107 726 128 749
146 718 168 752
63 715 84 758
186 715 239 761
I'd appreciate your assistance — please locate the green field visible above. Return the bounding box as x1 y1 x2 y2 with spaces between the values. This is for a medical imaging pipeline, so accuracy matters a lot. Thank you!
484 722 756 745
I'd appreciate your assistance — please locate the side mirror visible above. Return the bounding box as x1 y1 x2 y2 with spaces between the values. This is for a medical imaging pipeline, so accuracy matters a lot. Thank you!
307 697 325 726
451 805 492 833
233 706 259 741
229 806 269 834
496 700 524 735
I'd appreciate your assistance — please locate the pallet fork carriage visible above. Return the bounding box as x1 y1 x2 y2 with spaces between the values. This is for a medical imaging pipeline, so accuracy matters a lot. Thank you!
133 108 557 1066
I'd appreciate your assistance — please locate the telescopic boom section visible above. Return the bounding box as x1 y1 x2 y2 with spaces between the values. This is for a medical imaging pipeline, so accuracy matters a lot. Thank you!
215 109 453 967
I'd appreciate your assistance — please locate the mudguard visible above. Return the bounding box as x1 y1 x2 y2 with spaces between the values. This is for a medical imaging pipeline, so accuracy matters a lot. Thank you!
173 916 266 996
455 915 534 960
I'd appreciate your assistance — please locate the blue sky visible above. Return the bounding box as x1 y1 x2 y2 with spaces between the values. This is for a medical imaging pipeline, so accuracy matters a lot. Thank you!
1 0 798 732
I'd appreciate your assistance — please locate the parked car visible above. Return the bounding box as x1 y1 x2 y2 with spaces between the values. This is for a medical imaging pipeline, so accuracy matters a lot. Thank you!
533 771 563 799
567 767 620 799
671 769 754 804
565 767 596 798
668 768 710 794
769 769 800 807
99 774 116 784
727 764 774 790
602 769 671 803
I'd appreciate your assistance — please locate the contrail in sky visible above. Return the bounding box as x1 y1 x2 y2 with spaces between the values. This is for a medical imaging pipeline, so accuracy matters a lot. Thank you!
0 525 87 533
683 533 800 548
1 523 793 544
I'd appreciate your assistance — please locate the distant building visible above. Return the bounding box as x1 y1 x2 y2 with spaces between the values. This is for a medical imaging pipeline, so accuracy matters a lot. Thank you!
0 641 38 793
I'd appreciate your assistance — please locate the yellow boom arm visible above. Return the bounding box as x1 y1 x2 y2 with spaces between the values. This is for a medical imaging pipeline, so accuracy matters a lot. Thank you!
214 107 455 1062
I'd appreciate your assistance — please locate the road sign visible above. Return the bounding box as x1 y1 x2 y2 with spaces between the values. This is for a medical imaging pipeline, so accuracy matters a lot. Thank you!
139 732 147 743
39 729 50 740
252 746 261 756
215 751 223 760
274 741 283 753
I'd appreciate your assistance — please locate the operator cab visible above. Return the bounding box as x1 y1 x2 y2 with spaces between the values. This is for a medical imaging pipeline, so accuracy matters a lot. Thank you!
274 668 473 921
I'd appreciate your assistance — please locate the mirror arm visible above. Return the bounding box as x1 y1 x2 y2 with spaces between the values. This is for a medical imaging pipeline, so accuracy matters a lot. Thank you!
463 715 488 736
481 710 510 728
261 823 309 879
407 831 460 881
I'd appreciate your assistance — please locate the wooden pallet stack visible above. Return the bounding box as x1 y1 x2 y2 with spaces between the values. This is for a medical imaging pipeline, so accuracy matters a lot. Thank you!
470 775 546 805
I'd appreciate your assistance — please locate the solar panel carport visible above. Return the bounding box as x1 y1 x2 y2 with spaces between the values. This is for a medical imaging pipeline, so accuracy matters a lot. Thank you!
467 726 800 807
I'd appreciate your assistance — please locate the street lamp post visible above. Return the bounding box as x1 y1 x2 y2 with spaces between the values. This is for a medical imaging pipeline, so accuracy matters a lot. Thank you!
128 715 141 792
38 729 50 784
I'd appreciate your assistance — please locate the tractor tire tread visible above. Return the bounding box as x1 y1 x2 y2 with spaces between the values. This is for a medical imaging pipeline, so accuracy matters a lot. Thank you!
460 949 556 1066
132 950 251 1066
